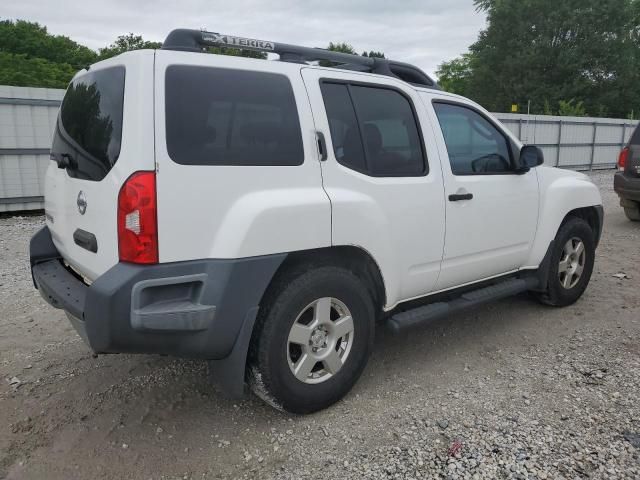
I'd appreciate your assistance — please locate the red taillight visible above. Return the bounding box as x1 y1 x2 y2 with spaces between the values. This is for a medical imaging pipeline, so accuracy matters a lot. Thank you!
117 171 158 264
618 147 629 169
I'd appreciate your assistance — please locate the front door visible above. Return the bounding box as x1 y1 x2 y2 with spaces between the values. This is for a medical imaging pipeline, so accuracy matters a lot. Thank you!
425 97 539 291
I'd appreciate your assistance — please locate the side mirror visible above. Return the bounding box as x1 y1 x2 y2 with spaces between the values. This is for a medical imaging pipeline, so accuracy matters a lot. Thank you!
519 145 544 170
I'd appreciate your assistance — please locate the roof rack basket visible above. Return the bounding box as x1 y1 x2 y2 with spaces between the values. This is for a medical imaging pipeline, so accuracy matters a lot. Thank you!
161 28 439 89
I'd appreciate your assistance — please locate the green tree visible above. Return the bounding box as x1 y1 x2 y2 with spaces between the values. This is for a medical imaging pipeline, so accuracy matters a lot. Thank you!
0 20 97 69
441 0 640 118
362 50 385 58
327 42 357 54
436 54 472 95
0 21 165 88
322 42 385 66
0 19 87 88
98 33 162 59
557 99 587 117
0 51 76 88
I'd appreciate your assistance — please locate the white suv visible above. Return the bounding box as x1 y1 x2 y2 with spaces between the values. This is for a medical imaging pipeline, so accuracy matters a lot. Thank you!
30 29 604 413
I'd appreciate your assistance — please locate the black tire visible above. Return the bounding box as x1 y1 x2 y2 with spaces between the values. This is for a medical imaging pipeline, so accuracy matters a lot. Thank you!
248 265 375 414
624 205 640 221
536 217 596 307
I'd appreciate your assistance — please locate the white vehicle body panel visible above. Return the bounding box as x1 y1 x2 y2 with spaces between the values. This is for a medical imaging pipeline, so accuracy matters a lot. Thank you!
524 166 602 267
44 51 156 281
153 51 331 262
300 67 447 308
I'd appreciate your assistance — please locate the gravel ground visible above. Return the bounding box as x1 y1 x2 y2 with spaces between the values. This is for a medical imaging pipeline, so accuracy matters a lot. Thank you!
1 170 639 480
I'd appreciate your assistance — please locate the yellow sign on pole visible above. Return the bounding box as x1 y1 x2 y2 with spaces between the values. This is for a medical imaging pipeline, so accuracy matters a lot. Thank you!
511 104 518 113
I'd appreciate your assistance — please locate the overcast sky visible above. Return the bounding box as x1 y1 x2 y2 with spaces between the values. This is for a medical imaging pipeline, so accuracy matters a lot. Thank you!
4 0 486 77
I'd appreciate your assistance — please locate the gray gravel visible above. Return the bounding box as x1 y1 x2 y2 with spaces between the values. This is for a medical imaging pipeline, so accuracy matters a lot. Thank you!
1 170 639 479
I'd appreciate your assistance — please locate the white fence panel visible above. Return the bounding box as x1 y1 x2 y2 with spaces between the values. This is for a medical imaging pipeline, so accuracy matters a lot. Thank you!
494 113 638 170
0 85 63 212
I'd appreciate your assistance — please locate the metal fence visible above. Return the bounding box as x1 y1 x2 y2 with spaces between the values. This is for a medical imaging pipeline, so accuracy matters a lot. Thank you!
0 85 63 212
0 85 638 212
494 112 638 171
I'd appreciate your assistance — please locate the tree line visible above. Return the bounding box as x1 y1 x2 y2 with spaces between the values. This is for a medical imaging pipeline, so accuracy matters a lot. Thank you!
0 20 384 90
9 3 637 120
437 0 640 119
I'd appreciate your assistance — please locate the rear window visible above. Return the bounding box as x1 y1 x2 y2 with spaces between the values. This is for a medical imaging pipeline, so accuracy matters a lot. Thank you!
165 66 304 166
51 66 125 181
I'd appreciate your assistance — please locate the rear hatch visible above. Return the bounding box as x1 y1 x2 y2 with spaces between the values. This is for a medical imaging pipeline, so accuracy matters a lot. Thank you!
45 52 155 281
625 124 640 177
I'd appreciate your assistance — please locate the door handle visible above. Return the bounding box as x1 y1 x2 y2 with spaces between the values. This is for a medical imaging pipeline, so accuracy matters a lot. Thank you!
448 193 473 202
316 131 328 161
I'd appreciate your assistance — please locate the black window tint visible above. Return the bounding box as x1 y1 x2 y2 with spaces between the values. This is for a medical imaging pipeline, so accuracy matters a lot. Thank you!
52 66 125 181
630 124 640 145
433 103 512 175
319 83 367 172
165 66 303 166
350 86 426 176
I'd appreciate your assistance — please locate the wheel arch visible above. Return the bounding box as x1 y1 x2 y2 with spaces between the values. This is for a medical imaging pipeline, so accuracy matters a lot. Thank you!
207 245 387 398
525 170 603 268
561 205 603 247
530 206 602 294
267 245 387 316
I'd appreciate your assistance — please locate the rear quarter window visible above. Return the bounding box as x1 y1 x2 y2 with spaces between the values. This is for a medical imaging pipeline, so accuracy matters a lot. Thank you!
165 66 304 166
51 66 125 181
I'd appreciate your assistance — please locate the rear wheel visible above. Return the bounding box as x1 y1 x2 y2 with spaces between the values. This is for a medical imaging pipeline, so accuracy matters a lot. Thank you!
248 266 374 414
535 217 595 307
624 204 640 221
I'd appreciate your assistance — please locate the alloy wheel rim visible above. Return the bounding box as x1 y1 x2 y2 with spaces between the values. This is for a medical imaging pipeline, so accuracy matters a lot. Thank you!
558 237 586 290
286 297 354 384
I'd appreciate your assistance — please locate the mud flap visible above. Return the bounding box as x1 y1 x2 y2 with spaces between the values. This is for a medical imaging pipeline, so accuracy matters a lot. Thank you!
207 306 259 398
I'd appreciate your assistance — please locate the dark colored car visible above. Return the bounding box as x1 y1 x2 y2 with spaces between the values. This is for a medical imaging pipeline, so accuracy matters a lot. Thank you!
614 123 640 221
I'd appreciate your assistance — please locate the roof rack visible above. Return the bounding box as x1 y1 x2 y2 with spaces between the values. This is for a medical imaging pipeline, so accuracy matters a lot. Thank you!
161 29 439 89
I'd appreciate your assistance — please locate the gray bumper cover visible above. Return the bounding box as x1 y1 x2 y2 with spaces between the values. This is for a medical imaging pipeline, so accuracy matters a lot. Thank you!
30 226 285 396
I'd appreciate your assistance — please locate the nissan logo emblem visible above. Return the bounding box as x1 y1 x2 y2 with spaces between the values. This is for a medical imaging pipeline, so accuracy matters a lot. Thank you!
77 191 87 215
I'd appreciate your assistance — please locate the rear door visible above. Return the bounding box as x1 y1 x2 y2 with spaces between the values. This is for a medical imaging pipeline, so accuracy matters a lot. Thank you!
301 68 446 307
46 51 155 280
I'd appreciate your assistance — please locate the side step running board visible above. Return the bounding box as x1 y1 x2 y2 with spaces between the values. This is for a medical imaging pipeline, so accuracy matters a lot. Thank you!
386 276 540 334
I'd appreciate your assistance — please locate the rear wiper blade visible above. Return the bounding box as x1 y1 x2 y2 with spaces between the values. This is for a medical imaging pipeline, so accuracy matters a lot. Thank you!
50 152 77 170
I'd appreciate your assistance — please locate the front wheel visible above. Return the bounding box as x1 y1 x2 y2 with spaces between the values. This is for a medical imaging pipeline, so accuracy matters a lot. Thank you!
248 266 375 414
535 217 596 307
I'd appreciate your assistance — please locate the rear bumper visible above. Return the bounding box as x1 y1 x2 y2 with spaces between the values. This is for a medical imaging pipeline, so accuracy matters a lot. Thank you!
30 226 285 361
614 171 640 203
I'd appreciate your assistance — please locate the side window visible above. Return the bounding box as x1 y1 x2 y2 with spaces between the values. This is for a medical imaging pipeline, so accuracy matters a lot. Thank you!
433 102 512 175
165 66 304 166
319 83 367 172
320 82 426 177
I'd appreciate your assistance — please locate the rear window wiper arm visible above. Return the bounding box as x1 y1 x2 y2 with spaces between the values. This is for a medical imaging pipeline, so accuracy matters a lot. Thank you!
50 152 77 170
